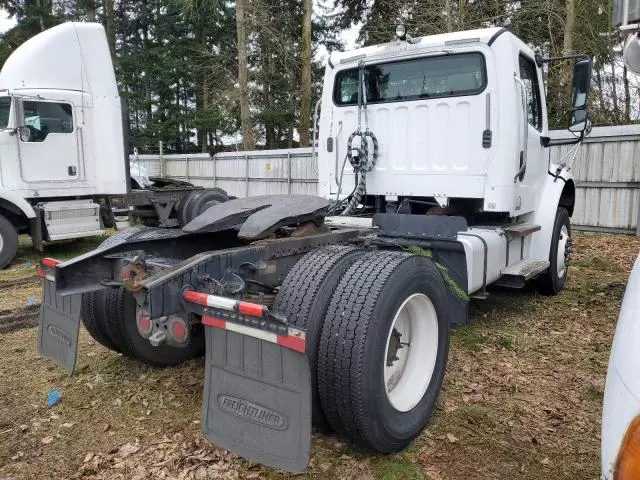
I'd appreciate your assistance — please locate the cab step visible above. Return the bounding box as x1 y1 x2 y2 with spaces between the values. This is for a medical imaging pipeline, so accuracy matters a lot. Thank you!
503 223 541 237
495 259 550 288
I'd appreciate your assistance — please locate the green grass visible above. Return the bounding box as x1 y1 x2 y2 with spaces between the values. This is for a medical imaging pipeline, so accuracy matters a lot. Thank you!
570 257 619 272
497 335 515 350
585 385 604 403
450 325 486 351
370 454 426 480
458 404 493 427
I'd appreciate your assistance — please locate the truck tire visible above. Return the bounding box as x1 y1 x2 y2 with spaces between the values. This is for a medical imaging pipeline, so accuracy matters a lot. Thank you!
110 286 206 367
0 213 18 269
271 246 367 428
536 207 571 295
186 190 229 224
81 228 205 365
81 227 152 352
177 190 200 227
317 252 450 452
81 291 121 352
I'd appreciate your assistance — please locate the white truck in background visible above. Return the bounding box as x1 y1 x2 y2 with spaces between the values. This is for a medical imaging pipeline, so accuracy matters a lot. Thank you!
601 2 640 479
0 23 228 269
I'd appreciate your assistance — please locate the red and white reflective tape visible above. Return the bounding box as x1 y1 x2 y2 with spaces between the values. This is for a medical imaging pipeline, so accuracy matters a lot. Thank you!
183 290 267 317
202 316 306 353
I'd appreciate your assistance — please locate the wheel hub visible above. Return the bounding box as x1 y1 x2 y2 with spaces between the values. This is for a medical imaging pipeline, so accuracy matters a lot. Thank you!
383 293 439 412
386 328 403 367
556 225 570 278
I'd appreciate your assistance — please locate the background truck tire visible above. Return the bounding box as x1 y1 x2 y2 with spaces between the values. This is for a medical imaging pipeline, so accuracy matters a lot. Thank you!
536 207 571 295
272 245 367 428
178 188 229 227
317 252 450 452
186 189 229 224
0 213 18 269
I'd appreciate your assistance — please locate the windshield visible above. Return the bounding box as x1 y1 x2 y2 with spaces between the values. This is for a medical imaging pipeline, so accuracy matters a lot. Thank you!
0 97 10 129
333 52 486 106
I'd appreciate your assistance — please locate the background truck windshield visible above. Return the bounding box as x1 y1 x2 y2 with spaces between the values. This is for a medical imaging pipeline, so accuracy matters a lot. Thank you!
334 52 486 106
0 97 10 128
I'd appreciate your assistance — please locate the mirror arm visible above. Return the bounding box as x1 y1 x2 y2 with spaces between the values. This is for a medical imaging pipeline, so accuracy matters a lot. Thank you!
541 53 590 63
546 136 583 147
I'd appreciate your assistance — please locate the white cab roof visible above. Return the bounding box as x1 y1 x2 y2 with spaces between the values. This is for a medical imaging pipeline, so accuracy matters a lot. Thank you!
0 22 117 98
330 27 508 66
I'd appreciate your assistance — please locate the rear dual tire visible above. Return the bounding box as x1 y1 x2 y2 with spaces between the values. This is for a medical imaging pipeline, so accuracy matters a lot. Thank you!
317 252 450 452
272 246 368 428
80 228 205 366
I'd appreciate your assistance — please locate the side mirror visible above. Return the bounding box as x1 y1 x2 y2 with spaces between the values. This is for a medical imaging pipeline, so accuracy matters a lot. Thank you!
568 59 592 133
17 125 30 142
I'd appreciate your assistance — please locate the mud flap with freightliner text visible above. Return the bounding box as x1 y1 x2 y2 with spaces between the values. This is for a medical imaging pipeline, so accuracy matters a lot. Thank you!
37 277 82 374
201 321 312 473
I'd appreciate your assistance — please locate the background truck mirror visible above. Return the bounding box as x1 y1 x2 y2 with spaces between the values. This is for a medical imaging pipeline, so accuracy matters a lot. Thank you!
568 59 592 132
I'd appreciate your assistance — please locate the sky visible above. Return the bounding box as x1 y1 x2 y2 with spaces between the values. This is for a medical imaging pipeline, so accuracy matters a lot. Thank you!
0 10 15 34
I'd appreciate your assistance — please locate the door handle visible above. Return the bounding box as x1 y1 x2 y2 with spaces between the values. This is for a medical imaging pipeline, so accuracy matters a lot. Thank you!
514 75 528 183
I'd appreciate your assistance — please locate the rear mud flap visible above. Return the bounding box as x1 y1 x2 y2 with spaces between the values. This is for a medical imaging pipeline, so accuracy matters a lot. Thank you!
37 279 82 374
202 327 311 473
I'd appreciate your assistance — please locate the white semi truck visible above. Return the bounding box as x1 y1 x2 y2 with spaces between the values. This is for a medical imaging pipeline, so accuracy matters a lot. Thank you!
36 24 592 473
0 23 228 269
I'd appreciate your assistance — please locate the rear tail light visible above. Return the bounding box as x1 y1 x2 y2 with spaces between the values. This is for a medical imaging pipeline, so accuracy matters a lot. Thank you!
41 257 60 268
136 310 152 336
169 316 188 343
615 415 640 479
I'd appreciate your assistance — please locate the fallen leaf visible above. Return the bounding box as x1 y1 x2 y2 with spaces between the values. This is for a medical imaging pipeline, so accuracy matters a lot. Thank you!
117 443 140 458
61 422 75 428
446 433 458 443
83 452 95 463
41 436 54 444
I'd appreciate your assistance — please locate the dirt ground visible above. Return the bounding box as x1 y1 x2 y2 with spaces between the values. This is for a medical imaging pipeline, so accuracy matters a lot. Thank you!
0 231 638 480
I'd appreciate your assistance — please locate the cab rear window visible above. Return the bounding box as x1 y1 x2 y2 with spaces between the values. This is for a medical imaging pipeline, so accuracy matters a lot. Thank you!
334 52 486 106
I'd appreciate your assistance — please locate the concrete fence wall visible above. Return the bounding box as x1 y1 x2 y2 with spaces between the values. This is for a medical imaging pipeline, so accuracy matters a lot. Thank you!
133 125 640 235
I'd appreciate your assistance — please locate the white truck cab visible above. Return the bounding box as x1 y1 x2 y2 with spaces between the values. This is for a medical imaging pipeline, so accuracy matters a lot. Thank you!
0 22 222 269
318 27 591 297
0 22 126 267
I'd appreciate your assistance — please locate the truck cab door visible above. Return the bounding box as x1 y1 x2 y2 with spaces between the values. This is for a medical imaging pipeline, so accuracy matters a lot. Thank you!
16 98 80 182
515 54 546 214
0 95 23 189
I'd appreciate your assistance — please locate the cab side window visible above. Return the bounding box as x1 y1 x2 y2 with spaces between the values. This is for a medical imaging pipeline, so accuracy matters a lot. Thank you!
22 101 73 142
518 55 543 131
